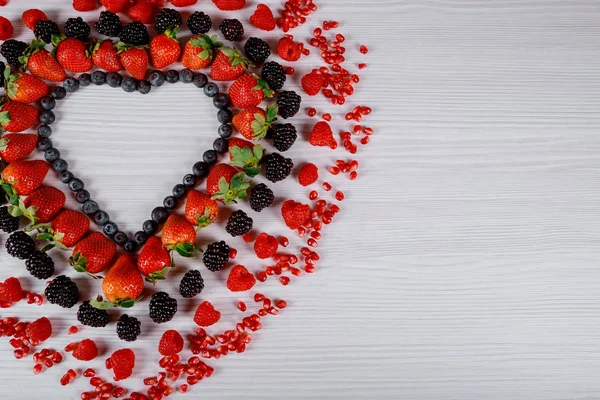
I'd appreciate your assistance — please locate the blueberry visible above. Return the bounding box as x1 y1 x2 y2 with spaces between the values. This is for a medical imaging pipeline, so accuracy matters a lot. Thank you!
113 231 128 245
37 137 52 151
142 219 157 235
217 109 233 123
138 80 152 94
91 70 106 85
68 178 84 192
163 196 176 210
40 96 55 110
149 70 165 87
193 73 207 88
192 161 209 177
106 72 122 88
182 174 196 188
79 73 92 87
202 149 217 165
40 110 55 125
124 240 137 253
75 190 90 204
38 124 52 138
63 78 79 93
52 159 68 173
51 87 67 100
122 77 138 92
59 171 73 184
213 137 228 153
213 93 230 109
103 222 118 237
204 82 218 97
165 70 179 83
94 210 110 226
44 148 60 162
133 231 148 245
218 123 232 139
172 184 186 199
82 200 99 216
151 206 169 224
179 68 194 83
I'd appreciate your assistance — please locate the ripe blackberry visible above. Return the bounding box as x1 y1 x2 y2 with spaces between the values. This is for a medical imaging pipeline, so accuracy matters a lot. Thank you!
45 275 79 308
187 11 212 35
5 231 34 259
34 20 60 44
95 11 122 37
116 314 141 342
202 241 229 272
119 22 150 46
0 61 4 86
0 39 27 66
179 270 204 298
271 123 297 152
263 153 293 183
219 19 244 41
249 183 274 212
77 300 109 327
277 90 302 119
65 17 91 41
149 292 177 324
154 8 182 33
225 210 253 237
25 251 55 280
244 37 271 63
261 61 286 91
0 206 19 233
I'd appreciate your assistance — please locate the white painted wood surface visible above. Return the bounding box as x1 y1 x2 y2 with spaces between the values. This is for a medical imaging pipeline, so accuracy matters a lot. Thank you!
1 1 599 399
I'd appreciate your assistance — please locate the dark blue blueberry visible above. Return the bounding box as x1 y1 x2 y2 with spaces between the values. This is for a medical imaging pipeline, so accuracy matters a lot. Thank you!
124 240 137 253
51 87 67 100
40 96 55 110
94 210 110 226
163 196 176 210
75 190 90 204
103 222 119 237
40 110 55 125
68 178 84 192
113 231 128 245
179 68 194 83
182 174 196 188
82 200 99 216
138 80 152 94
91 70 106 85
59 171 73 184
213 137 228 153
149 70 165 87
193 73 207 88
106 72 122 87
133 231 148 245
52 159 68 173
165 70 179 83
213 93 230 109
203 82 218 97
217 109 233 123
44 148 60 162
38 124 52 138
122 77 138 92
202 149 217 165
37 137 52 151
142 219 157 235
172 184 186 199
192 161 209 177
151 206 169 224
79 73 92 87
218 123 232 139
63 78 79 93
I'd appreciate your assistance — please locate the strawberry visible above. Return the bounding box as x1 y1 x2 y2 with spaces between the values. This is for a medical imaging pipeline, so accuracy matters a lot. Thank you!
137 236 172 283
301 71 324 96
253 232 278 259
161 214 198 258
117 44 148 80
232 104 277 141
69 232 117 277
35 209 90 249
0 133 37 163
171 0 198 6
127 1 155 24
181 35 222 70
281 200 310 230
226 264 256 292
193 301 220 327
108 348 135 381
229 73 273 109
206 163 250 205
150 28 181 69
95 254 144 308
102 0 129 13
92 40 122 72
229 143 264 178
0 16 13 41
250 4 276 31
26 317 52 342
73 0 98 12
0 277 23 304
1 160 49 196
158 329 183 356
210 47 252 82
19 40 66 82
71 339 98 361
52 35 93 73
277 37 301 62
0 100 38 132
184 190 218 228
212 0 245 10
22 9 47 31
17 185 66 223
228 137 254 160
3 69 48 103
298 163 319 186
309 121 336 147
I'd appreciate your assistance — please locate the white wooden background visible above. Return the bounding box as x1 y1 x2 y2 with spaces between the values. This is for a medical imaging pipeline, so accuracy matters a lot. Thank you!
1 0 599 399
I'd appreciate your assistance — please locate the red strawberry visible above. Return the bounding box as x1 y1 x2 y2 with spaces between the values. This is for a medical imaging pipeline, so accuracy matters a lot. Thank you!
184 190 218 228
301 71 324 96
71 338 98 361
0 133 37 163
206 163 250 205
92 40 122 72
171 0 198 6
117 45 148 80
69 232 117 276
210 47 252 82
0 16 13 41
127 1 155 24
102 0 129 13
150 28 181 69
228 137 254 160
212 0 245 10
277 37 301 62
227 264 256 292
181 35 222 70
22 9 47 31
161 214 198 257
20 40 67 82
0 101 38 133
73 0 98 12
253 232 278 259
0 277 23 304
250 4 276 31
1 160 49 196
298 163 319 186
232 104 277 141
158 329 183 356
137 236 172 283
38 209 90 249
229 142 264 178
98 254 144 307
52 36 93 73
19 185 66 223
193 301 221 327
26 317 52 342
3 70 48 103
281 200 310 230
108 348 135 381
229 73 273 109
309 121 336 147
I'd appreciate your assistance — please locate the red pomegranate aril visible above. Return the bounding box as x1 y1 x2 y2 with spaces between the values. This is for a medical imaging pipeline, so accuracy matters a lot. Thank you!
257 308 267 317
322 182 332 191
33 363 43 374
105 357 112 369
236 301 247 312
280 276 291 285
360 45 369 54
178 384 188 394
309 190 318 200
307 107 317 117
323 21 330 30
91 377 103 386
278 236 289 247
113 387 126 398
307 238 319 248
14 349 24 359
305 265 316 273
83 368 96 377
67 325 79 335
309 38 319 47
313 27 322 36
290 267 301 277
187 375 199 385
297 227 306 237
257 271 268 282
358 63 368 70
322 113 332 121
60 374 71 386
303 219 313 229
253 293 265 303
81 392 93 400
310 231 322 240
284 66 295 75
266 266 275 276
52 352 63 363
9 338 22 348
263 298 272 309
313 220 323 231
229 248 237 259
43 358 53 368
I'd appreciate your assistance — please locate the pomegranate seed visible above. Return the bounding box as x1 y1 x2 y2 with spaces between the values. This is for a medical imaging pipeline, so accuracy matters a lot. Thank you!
187 375 199 385
309 190 318 200
309 38 319 47
290 267 302 277
258 308 267 316
279 236 289 247
283 66 295 75
81 392 92 400
307 238 318 248
360 45 369 54
113 387 126 398
52 352 63 363
33 364 43 374
276 300 288 309
9 338 22 348
68 325 78 335
313 27 322 36
330 21 339 28
90 377 103 386
358 63 367 70
322 182 332 191
322 113 332 121
349 171 358 180
307 107 317 117
323 21 330 30
263 298 272 309
297 227 306 237
43 358 54 368
83 368 96 377
257 271 268 282
14 349 23 359
310 231 322 240
305 265 316 273
335 191 345 201
330 204 341 213
254 293 265 302
105 357 112 369
313 220 323 230
329 166 340 175
360 136 370 145
60 374 71 386
229 248 237 259
242 232 254 243
237 301 247 312
178 384 188 393
279 276 291 286
144 377 157 386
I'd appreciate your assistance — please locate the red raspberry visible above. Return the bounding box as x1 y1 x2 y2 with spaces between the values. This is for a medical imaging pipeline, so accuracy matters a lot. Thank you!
108 348 135 381
171 0 199 6
281 200 311 230
72 339 98 361
0 277 23 304
226 265 256 292
301 72 324 96
277 37 301 62
127 2 156 24
298 163 319 187
73 0 98 12
309 121 336 147
254 233 278 259
22 9 48 30
193 301 221 327
158 330 184 356
250 4 276 31
212 0 245 10
101 0 129 13
0 16 13 40
26 317 52 342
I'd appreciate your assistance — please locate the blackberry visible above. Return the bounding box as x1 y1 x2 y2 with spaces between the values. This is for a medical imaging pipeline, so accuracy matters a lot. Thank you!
119 22 150 46
5 231 34 259
261 61 286 90
244 37 271 63
276 91 301 119
187 11 212 35
116 314 141 342
148 292 177 324
263 153 293 183
179 270 204 298
0 206 19 233
65 17 91 41
95 11 122 37
249 183 274 212
225 210 253 237
0 40 27 66
0 61 4 86
202 241 230 272
271 123 297 152
154 8 182 33
34 20 60 44
25 251 55 280
44 275 79 308
77 300 109 327
219 19 244 41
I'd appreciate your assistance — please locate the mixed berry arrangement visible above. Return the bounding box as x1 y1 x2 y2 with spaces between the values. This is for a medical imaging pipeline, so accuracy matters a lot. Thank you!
0 0 373 398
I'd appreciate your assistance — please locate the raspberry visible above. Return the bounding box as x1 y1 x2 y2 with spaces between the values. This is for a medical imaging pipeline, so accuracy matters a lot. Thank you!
0 277 23 303
171 0 198 5
254 233 278 259
309 121 336 147
71 339 98 361
277 37 301 62
26 317 52 342
108 348 135 381
72 0 97 12
102 0 129 13
301 72 324 96
227 265 256 292
0 16 14 40
193 301 221 327
298 163 319 187
22 9 47 31
281 200 311 230
250 4 276 31
158 330 184 356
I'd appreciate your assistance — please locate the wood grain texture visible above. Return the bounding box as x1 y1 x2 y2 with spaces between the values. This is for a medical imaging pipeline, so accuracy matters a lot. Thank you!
0 1 599 399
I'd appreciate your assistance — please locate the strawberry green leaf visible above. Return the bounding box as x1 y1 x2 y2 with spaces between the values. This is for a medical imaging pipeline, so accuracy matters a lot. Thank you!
146 266 171 284
0 111 10 126
89 299 114 310
118 298 136 309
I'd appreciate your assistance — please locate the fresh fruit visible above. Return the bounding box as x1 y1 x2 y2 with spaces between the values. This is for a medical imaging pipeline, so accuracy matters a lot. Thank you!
228 137 254 158
154 8 182 33
127 1 156 24
225 209 253 237
77 300 109 327
193 301 220 327
119 21 150 46
45 275 79 308
271 123 297 152
184 190 218 228
116 314 141 342
22 9 47 31
0 40 27 66
219 18 244 42
36 209 90 249
72 0 98 12
18 185 66 223
3 70 48 103
277 37 301 62
210 47 251 81
181 34 222 70
0 133 37 163
0 16 14 40
298 163 319 186
150 28 181 69
52 35 93 73
213 0 245 10
65 17 91 41
281 200 311 230
137 236 172 283
249 183 274 212
263 152 293 183
0 206 19 233
33 20 59 44
229 73 273 109
95 11 121 37
230 143 263 177
26 317 52 342
227 264 256 292
301 71 324 96
232 105 277 141
91 40 122 72
244 37 271 63
117 45 148 80
171 0 198 5
148 291 177 324
276 90 301 119
71 339 98 361
95 254 144 308
0 101 39 133
179 269 204 298
202 241 229 272
69 232 117 276
254 232 278 259
187 11 211 35
206 163 250 204
108 348 135 381
1 160 49 196
102 0 129 13
158 330 183 356
161 214 198 258
25 250 55 279
0 276 23 304
19 39 66 82
5 231 34 259
250 4 276 31
309 121 336 147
